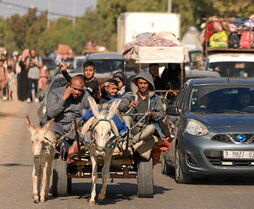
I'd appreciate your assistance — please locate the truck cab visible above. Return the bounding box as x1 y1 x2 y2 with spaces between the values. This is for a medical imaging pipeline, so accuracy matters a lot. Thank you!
202 17 254 78
205 51 254 78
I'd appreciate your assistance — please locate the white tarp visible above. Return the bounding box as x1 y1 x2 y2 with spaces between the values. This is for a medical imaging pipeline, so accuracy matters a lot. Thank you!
126 46 186 63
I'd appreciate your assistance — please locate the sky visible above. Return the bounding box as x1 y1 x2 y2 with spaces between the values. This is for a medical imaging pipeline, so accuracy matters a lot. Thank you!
0 0 97 19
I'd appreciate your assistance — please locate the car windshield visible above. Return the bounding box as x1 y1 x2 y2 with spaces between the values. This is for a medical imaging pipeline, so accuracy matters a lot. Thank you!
190 86 254 113
208 61 254 78
42 58 56 68
76 59 84 69
90 59 124 74
90 59 138 74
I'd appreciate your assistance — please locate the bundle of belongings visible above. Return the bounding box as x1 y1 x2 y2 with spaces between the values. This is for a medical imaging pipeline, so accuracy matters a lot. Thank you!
123 31 182 61
200 15 254 49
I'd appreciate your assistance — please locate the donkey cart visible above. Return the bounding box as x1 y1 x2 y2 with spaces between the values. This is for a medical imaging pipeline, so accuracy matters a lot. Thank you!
50 104 156 200
50 137 154 198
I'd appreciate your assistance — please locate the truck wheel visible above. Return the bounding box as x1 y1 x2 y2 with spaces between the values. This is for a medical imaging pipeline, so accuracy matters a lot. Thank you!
175 146 191 184
161 154 173 175
137 154 154 198
51 158 69 197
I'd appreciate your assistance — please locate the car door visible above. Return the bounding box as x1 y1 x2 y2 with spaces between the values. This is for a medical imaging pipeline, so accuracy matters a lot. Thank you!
166 83 189 165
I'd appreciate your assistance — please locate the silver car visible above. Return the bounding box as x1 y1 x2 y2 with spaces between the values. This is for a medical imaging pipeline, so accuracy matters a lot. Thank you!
162 78 254 183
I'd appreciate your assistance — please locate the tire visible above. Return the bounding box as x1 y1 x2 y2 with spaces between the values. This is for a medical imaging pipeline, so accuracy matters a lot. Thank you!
161 154 174 175
67 178 72 193
51 158 69 197
175 146 191 184
137 154 154 198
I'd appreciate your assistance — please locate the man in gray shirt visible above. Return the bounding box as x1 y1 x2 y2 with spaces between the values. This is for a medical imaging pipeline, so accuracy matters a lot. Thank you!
26 49 42 103
46 75 90 159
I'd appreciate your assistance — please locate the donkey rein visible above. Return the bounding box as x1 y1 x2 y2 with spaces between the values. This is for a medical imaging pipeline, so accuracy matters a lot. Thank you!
109 112 149 146
55 123 76 147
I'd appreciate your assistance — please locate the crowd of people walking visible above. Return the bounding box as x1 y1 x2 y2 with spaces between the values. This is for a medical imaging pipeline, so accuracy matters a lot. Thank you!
0 48 48 102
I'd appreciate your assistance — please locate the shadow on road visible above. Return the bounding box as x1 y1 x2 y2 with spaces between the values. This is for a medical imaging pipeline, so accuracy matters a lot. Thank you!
165 172 254 185
0 163 32 167
0 112 25 118
60 181 171 205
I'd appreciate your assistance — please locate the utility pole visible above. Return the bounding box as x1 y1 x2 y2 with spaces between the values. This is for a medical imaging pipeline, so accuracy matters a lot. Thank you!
72 0 76 26
47 0 51 29
168 0 172 13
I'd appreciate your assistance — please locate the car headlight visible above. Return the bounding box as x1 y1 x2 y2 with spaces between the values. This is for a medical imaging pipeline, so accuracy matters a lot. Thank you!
184 119 209 136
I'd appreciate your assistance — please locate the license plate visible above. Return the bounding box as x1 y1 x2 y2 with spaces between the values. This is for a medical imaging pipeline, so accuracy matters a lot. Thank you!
223 151 254 159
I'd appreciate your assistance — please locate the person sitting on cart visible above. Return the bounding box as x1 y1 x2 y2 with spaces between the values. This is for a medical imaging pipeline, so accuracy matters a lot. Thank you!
112 71 128 98
148 63 170 91
45 74 90 160
80 78 128 137
99 79 119 104
60 60 100 102
118 71 166 159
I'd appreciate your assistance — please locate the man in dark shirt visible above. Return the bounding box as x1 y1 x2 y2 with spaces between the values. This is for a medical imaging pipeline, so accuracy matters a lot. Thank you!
148 63 170 90
60 60 99 100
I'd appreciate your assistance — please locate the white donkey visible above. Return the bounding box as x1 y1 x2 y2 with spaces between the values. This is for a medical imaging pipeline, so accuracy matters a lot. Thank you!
81 96 121 205
26 116 56 203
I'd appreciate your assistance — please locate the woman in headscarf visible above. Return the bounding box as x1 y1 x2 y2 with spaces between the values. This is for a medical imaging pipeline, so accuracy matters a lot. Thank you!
17 49 30 101
112 71 127 98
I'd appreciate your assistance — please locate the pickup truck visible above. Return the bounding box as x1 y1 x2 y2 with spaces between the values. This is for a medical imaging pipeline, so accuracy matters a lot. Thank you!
202 17 254 78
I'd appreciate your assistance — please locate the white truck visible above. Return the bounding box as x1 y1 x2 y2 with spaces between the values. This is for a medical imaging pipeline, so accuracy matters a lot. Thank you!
117 12 181 53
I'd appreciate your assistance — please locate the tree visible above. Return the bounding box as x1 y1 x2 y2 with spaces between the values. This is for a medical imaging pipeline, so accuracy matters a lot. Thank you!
0 18 16 52
25 12 48 52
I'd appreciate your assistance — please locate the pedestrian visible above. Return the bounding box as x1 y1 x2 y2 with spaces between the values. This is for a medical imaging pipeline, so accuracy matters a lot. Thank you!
38 65 48 92
0 59 7 101
9 51 20 74
26 49 43 103
17 49 29 102
6 65 16 100
1 52 9 100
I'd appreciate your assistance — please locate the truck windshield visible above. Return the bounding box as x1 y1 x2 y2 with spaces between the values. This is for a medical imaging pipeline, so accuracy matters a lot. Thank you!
207 61 254 78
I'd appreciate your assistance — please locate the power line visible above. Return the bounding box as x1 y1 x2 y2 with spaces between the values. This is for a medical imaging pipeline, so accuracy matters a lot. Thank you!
0 1 79 18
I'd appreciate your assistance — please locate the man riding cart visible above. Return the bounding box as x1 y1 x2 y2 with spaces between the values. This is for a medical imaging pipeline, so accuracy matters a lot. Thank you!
119 71 167 160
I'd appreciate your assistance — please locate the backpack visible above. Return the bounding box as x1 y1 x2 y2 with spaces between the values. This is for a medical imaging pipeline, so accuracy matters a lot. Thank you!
228 32 240 48
209 31 228 48
240 31 254 49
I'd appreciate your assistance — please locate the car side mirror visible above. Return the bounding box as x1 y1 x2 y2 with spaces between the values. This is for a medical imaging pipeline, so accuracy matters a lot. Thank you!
166 105 180 116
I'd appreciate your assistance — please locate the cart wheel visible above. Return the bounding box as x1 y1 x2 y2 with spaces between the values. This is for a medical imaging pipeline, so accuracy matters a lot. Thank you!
68 178 72 193
136 154 154 198
51 158 69 197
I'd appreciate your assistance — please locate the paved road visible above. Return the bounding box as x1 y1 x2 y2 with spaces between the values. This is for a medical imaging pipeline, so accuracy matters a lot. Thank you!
1 100 254 209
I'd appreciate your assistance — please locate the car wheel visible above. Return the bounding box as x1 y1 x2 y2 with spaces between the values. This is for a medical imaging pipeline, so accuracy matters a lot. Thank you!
161 153 174 175
175 146 191 184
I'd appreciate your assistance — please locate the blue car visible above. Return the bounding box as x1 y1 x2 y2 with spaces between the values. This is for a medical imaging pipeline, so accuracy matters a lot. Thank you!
162 78 254 183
